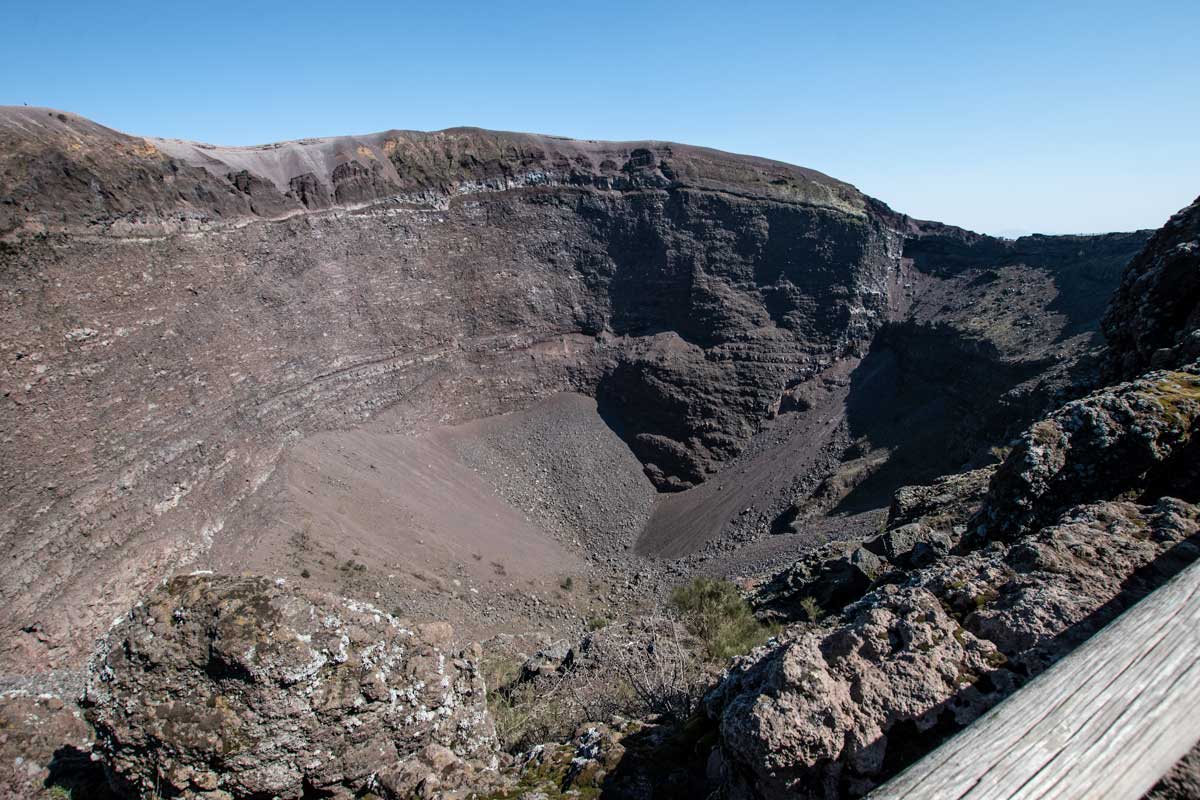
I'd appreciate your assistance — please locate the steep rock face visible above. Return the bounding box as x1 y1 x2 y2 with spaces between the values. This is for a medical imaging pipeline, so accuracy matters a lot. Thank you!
1103 195 1200 379
712 220 1200 797
84 575 497 799
758 223 1153 523
588 189 902 487
0 110 903 670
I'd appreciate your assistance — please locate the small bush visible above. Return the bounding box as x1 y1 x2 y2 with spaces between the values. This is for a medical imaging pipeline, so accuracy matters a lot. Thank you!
990 445 1013 463
559 576 574 591
798 596 823 622
669 577 776 663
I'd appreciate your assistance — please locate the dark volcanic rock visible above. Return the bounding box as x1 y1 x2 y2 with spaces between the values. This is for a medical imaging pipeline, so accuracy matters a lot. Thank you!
84 575 497 800
0 109 277 236
226 169 301 217
867 522 951 568
586 186 902 488
0 106 1194 800
286 171 332 209
752 543 888 622
1149 743 1200 800
720 237 1200 797
331 158 400 205
1103 195 1200 380
904 219 1151 283
0 693 104 800
887 467 995 529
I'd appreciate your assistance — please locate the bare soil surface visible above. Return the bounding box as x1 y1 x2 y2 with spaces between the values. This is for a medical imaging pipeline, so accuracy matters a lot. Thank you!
207 393 664 645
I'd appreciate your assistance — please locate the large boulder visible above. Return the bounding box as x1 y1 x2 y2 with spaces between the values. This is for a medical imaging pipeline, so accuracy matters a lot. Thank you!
976 363 1200 538
754 520 957 624
83 574 498 799
752 541 889 623
886 467 994 530
708 584 1003 799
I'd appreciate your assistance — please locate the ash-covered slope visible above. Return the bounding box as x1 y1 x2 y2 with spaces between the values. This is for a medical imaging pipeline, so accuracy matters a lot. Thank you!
0 107 1150 676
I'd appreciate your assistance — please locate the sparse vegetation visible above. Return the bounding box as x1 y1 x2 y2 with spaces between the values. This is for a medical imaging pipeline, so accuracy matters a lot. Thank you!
481 618 711 752
1140 371 1200 428
971 588 1000 610
669 577 778 662
799 596 824 622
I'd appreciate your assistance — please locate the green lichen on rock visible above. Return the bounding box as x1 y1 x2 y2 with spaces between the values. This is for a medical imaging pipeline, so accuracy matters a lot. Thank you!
1137 369 1200 430
977 361 1200 538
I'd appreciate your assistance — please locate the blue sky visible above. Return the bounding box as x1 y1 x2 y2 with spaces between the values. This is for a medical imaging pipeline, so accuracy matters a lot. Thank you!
4 0 1197 236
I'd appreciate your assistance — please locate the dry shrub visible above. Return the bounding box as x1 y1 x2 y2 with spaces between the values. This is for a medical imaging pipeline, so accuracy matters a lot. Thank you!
486 617 709 752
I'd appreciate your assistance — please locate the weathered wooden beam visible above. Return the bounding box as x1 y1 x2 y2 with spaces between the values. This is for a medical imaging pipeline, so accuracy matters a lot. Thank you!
870 557 1200 799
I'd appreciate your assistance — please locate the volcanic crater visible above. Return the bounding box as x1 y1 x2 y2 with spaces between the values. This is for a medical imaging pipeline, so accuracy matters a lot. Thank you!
0 107 1157 673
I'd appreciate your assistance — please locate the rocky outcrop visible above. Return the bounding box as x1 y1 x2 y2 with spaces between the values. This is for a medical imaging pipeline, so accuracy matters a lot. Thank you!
286 171 332 209
977 363 1200 538
754 470 990 623
887 467 994 529
83 575 497 799
0 108 1192 800
587 188 903 489
700 199 1200 798
1104 195 1200 379
225 169 299 217
711 497 1200 799
493 718 712 800
904 219 1151 283
330 159 400 206
0 109 288 236
0 110 901 668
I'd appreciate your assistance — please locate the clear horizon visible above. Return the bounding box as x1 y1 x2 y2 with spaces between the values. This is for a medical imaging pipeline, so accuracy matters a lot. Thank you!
5 0 1197 236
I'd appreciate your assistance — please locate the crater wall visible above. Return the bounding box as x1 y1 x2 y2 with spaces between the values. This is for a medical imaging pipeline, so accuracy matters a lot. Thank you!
0 108 1150 671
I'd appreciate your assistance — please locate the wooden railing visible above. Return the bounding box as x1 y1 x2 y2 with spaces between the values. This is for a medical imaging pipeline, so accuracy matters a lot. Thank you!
870 558 1200 799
